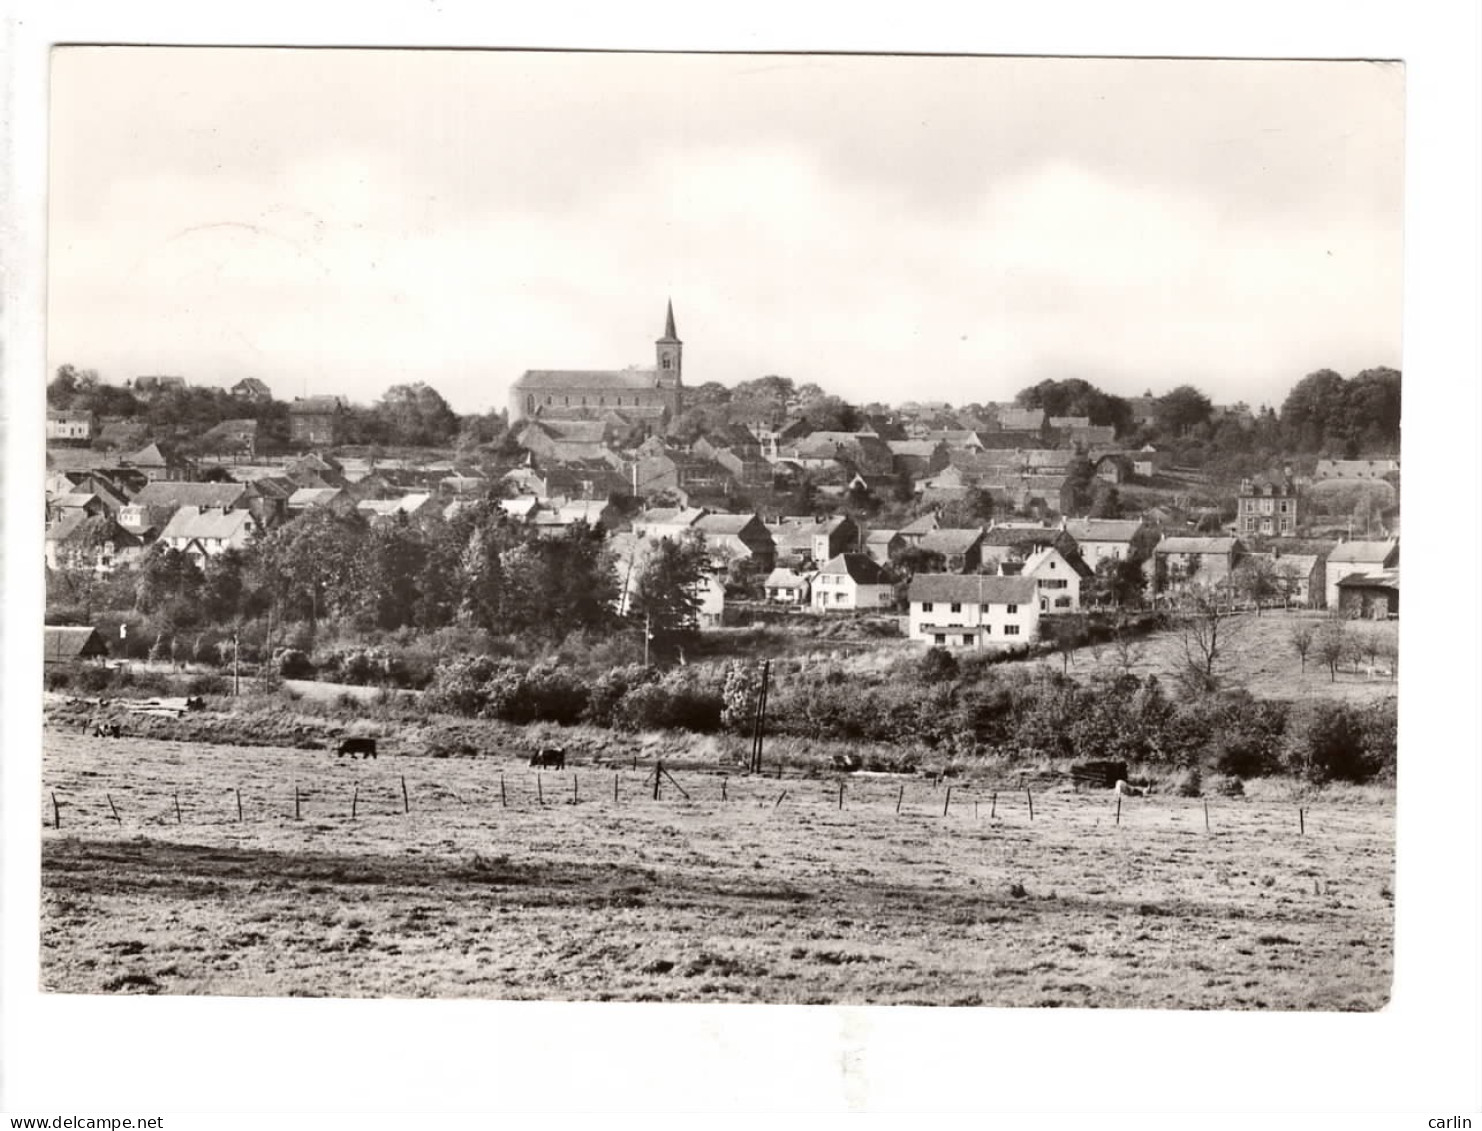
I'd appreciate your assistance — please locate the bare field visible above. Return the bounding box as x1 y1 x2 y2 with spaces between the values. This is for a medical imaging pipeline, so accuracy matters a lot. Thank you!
40 729 1393 1009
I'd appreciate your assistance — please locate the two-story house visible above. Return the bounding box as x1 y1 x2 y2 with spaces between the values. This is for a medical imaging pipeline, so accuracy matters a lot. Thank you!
1236 473 1300 537
157 506 260 568
1019 545 1092 613
1154 536 1245 595
1324 538 1399 609
810 553 895 612
288 396 348 447
908 574 1040 650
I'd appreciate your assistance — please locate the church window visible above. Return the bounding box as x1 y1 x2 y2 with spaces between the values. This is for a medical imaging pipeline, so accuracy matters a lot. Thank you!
526 395 534 413
662 357 672 369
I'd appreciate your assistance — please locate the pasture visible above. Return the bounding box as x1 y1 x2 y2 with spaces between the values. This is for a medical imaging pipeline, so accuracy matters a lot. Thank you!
39 729 1393 1008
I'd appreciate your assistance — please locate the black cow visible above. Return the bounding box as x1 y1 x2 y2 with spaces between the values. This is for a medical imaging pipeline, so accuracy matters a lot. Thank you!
337 737 378 760
529 746 566 770
92 722 122 738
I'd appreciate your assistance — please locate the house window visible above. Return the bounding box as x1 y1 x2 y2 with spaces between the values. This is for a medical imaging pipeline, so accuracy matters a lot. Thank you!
1005 625 1020 636
950 602 962 613
934 634 946 645
962 634 973 646
1055 597 1072 608
1006 604 1018 614
921 601 934 612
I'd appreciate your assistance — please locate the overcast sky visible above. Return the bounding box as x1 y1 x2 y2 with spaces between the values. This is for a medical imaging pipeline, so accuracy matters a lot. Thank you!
48 49 1404 415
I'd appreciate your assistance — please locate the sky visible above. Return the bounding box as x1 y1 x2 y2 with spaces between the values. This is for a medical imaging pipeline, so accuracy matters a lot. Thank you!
48 49 1405 416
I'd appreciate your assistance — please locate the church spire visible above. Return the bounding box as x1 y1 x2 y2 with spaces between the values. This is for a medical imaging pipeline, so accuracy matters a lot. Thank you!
658 298 679 343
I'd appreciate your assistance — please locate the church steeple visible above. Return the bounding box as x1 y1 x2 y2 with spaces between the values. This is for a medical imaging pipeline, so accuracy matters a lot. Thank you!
658 298 679 343
655 298 682 389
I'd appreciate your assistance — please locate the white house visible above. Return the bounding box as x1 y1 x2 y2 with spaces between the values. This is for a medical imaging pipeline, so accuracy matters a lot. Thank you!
1019 545 1090 613
1062 517 1148 567
157 506 259 567
908 574 1040 650
1324 539 1399 609
763 567 813 607
811 553 895 612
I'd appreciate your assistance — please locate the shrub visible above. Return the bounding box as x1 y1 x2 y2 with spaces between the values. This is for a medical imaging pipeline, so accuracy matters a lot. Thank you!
918 646 959 683
75 666 114 694
274 648 315 680
187 673 228 697
1284 701 1378 783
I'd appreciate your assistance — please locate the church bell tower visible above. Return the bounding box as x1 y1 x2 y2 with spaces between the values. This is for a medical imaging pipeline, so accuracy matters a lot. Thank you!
655 299 682 390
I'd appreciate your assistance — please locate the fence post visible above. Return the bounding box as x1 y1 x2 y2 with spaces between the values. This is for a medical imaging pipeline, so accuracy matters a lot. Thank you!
52 792 61 830
572 774 579 805
537 773 543 806
1299 807 1305 835
352 783 358 819
896 784 904 814
401 775 410 814
174 792 182 824
721 777 727 802
1204 800 1210 833
1026 786 1034 821
294 785 301 820
838 780 845 810
774 790 787 808
236 787 243 823
107 793 121 825
653 761 662 801
614 773 619 803
1115 794 1121 826
500 773 507 807
942 786 952 817
990 792 997 819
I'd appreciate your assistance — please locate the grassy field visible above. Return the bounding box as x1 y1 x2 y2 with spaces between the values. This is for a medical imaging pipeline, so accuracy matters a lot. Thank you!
40 728 1393 1009
1028 608 1399 703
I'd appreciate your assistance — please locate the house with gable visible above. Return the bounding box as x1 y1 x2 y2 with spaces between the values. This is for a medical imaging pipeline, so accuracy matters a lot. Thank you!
1236 473 1300 537
1062 517 1149 569
811 553 895 612
119 480 256 534
158 506 260 567
907 574 1040 650
693 512 776 572
1019 545 1092 613
764 567 814 607
766 515 860 569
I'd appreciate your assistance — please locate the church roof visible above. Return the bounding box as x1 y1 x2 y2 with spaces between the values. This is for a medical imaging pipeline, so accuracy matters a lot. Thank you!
514 369 659 391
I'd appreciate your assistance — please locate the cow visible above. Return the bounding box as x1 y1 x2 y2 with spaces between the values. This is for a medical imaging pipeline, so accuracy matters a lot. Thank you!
529 746 566 770
337 737 378 760
92 722 122 738
1114 779 1150 797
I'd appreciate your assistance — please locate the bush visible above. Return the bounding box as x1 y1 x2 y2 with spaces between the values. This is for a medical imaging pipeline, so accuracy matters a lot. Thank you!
187 673 228 696
274 649 315 680
1284 701 1381 783
918 646 959 683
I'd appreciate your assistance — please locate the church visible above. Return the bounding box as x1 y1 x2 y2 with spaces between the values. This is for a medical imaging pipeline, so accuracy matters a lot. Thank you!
508 301 684 425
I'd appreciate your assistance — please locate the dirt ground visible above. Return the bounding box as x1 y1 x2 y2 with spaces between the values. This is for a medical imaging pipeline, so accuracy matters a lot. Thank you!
39 729 1393 1009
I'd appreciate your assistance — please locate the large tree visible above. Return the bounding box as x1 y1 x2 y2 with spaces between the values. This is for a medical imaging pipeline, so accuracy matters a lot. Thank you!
1014 378 1132 434
1154 385 1214 437
373 382 460 447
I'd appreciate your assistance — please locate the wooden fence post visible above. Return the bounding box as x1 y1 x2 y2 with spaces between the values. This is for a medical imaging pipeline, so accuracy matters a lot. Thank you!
294 785 301 820
1115 794 1121 826
174 792 182 824
942 786 952 817
1204 800 1210 833
107 793 121 825
352 783 358 819
572 774 579 805
236 788 243 823
500 773 507 807
1026 786 1034 821
653 761 662 801
774 790 787 808
990 792 997 819
614 773 619 803
896 784 904 814
52 792 61 830
1299 807 1305 835
838 780 845 810
401 775 410 814
721 777 727 802
537 773 543 806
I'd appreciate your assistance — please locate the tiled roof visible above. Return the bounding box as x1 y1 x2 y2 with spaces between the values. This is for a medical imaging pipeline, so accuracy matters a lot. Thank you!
764 568 813 588
918 528 985 555
909 573 1036 605
160 506 256 543
1327 539 1398 564
130 481 251 510
288 396 346 414
44 626 109 660
514 369 658 391
695 513 763 537
1157 537 1239 555
816 553 892 584
1064 518 1144 543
